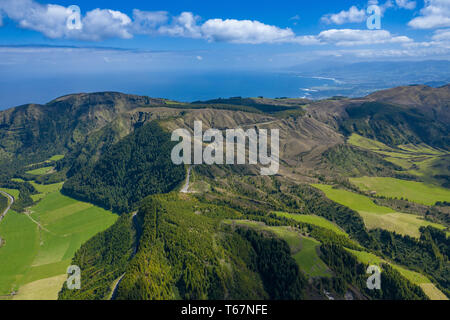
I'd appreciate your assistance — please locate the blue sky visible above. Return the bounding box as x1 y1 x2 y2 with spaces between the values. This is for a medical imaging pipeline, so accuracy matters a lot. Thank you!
1 0 449 58
0 0 449 107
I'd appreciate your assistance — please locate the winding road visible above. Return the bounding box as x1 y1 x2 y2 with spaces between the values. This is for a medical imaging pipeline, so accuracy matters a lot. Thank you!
0 190 14 224
180 166 192 193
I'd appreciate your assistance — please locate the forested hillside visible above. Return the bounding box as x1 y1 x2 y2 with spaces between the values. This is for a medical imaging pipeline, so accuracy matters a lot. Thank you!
62 122 185 213
0 84 448 300
60 194 307 300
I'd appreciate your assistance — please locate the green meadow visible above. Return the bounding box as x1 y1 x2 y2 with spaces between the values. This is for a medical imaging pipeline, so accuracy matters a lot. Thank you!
29 181 64 202
0 188 20 200
347 133 450 186
225 220 331 278
25 166 54 176
0 211 39 297
48 155 65 162
347 133 392 151
313 184 447 238
274 212 349 237
0 191 117 299
293 237 331 278
350 177 450 206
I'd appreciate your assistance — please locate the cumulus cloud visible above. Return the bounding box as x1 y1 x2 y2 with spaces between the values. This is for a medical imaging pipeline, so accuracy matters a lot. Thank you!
409 0 450 29
0 0 417 48
200 18 296 44
321 1 417 26
316 29 412 46
432 28 450 41
79 9 132 41
321 6 366 25
395 0 416 10
158 12 203 38
136 11 297 44
0 0 132 40
132 9 168 34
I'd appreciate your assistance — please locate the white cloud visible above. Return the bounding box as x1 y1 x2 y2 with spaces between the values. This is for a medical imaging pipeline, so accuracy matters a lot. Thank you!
0 0 419 48
0 0 132 40
321 6 366 25
200 18 296 44
316 29 412 46
368 0 395 13
432 28 450 41
79 9 132 41
321 1 417 26
395 0 416 10
138 11 298 44
409 0 450 29
132 9 168 34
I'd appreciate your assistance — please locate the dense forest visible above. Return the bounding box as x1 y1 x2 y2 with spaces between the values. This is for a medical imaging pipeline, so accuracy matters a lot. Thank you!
370 227 450 297
320 244 428 300
58 212 136 300
60 194 309 300
62 122 186 213
341 102 450 149
0 193 7 214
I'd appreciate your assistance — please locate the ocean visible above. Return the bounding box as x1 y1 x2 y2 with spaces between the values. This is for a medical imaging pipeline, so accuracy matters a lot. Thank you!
0 71 340 109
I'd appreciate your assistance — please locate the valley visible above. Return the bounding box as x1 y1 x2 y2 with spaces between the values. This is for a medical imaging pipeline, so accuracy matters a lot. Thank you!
0 84 448 300
0 158 117 300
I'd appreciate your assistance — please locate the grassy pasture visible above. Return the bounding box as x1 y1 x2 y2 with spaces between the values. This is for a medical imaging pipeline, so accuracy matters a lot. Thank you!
313 184 447 238
0 188 19 200
48 155 64 161
293 237 332 278
274 212 349 237
350 177 450 206
26 166 54 176
0 191 117 299
347 133 449 186
225 220 331 278
348 133 393 151
30 181 64 202
26 155 65 168
0 211 39 295
12 274 67 300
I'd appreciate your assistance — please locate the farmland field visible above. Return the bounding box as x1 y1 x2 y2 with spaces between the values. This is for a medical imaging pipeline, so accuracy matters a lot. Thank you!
26 166 54 176
29 181 64 202
350 177 450 206
347 133 450 186
313 184 447 238
293 237 331 278
0 191 117 299
274 212 349 237
0 211 39 297
225 220 331 278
